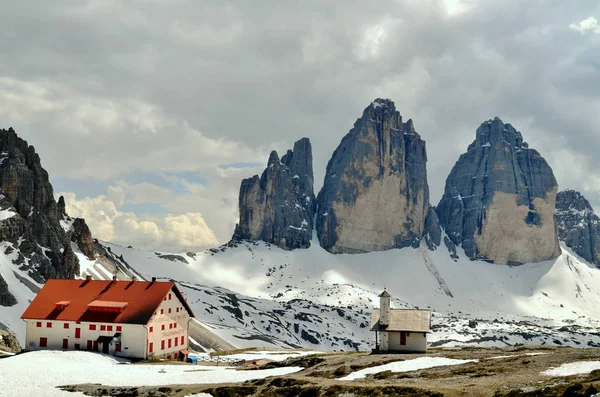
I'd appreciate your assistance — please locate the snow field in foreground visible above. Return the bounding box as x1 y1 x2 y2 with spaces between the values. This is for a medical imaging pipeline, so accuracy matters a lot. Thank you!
0 350 302 397
338 357 478 380
542 361 600 377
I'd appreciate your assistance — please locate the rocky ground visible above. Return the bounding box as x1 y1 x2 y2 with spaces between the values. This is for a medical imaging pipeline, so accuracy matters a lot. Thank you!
61 346 600 397
0 329 20 354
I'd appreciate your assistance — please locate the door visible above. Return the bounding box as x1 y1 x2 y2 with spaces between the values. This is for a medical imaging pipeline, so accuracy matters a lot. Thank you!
39 337 47 348
75 328 81 338
400 332 407 346
62 339 68 349
87 340 92 350
102 341 109 354
93 341 99 351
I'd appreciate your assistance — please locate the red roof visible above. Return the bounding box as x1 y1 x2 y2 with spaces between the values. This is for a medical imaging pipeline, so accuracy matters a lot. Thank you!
88 300 128 309
21 279 195 324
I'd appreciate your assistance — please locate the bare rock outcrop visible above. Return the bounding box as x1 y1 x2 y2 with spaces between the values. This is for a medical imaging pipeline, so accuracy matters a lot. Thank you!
555 190 600 267
232 138 315 249
0 128 95 307
436 118 560 265
316 99 438 253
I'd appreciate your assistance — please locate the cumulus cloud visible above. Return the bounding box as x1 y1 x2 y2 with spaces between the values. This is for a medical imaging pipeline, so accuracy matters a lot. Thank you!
59 191 219 252
570 16 600 34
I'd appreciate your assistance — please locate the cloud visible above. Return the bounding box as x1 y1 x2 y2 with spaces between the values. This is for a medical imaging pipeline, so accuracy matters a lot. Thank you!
2 0 600 250
570 16 600 34
59 191 219 251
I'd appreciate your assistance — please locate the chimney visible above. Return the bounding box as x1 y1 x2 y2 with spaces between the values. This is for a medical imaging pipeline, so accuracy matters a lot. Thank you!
112 275 117 281
86 275 92 281
379 289 391 327
131 275 137 281
151 277 156 283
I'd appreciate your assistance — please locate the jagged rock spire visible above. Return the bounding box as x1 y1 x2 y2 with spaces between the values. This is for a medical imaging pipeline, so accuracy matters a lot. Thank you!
555 189 600 267
232 138 315 249
316 98 439 253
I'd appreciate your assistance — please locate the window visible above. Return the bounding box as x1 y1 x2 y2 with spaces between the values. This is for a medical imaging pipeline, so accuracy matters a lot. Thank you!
163 296 166 301
76 321 81 324
168 339 172 348
160 309 164 314
176 308 179 313
169 324 172 329
149 342 153 353
116 326 122 332
107 326 113 332
36 322 41 328
149 326 153 333
168 293 172 300
161 325 165 331
180 336 184 345
174 337 178 347
75 328 81 338
89 324 96 331
63 323 69 329
116 343 121 352
62 339 68 349
173 323 177 328
168 308 172 313
100 325 106 331
39 337 47 348
161 340 165 350
46 322 52 328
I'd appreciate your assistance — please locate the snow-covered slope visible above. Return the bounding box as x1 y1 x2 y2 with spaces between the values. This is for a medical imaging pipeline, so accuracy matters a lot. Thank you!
100 235 600 351
4 228 600 351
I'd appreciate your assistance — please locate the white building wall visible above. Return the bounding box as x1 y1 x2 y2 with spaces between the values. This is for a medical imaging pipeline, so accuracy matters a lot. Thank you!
378 331 388 351
387 331 427 352
146 287 190 359
24 319 148 358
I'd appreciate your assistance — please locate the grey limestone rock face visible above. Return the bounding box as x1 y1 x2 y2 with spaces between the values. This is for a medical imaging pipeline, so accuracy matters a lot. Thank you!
316 98 438 253
436 118 560 265
232 138 315 249
555 190 600 267
0 128 85 306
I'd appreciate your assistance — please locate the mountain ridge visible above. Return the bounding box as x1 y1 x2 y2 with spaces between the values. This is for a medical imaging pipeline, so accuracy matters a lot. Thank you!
2 102 600 352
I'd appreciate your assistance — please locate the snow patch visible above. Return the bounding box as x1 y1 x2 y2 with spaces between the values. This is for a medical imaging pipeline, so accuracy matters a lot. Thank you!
0 209 16 221
339 357 477 380
542 361 600 377
0 350 302 397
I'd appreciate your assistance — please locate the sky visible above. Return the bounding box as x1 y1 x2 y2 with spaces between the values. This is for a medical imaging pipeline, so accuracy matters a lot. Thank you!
1 0 599 252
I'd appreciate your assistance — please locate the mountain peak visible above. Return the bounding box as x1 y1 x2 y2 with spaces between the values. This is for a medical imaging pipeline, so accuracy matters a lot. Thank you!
473 118 526 150
437 120 559 265
316 99 438 254
267 150 280 167
556 189 600 267
233 138 315 250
